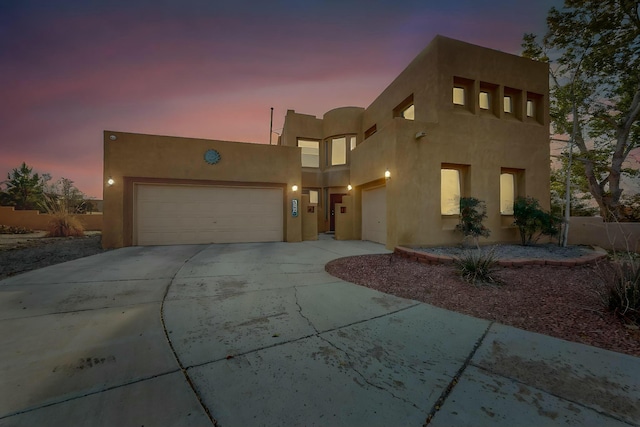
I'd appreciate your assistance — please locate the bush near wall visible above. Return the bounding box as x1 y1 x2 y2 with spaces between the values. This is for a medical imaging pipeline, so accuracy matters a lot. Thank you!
0 206 102 231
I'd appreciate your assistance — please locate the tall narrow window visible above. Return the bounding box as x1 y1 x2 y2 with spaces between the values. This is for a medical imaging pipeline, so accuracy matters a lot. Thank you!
349 136 357 151
441 169 461 215
500 173 515 215
453 87 465 106
479 91 490 110
309 190 318 204
364 125 377 139
504 96 513 113
331 137 346 165
298 140 319 168
526 100 535 117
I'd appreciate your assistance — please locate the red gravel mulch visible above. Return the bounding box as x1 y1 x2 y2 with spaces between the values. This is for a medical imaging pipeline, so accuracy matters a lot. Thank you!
325 254 640 358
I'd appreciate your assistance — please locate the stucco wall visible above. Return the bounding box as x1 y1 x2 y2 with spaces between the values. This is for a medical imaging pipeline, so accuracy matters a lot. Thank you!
351 36 550 250
0 206 103 231
300 194 317 241
568 217 640 252
103 131 302 248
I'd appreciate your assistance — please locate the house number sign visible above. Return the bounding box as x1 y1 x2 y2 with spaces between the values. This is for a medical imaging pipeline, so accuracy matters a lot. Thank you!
292 199 299 217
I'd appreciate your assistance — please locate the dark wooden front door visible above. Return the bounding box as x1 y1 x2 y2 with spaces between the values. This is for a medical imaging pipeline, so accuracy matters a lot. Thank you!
329 193 345 231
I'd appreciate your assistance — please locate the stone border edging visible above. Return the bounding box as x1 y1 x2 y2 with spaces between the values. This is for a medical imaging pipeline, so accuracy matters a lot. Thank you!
393 246 608 267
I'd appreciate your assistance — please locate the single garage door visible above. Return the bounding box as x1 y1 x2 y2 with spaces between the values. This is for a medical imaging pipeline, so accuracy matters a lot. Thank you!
361 186 386 245
135 184 283 245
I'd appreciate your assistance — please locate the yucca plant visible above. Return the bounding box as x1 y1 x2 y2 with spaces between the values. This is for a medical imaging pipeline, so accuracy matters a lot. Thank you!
454 249 500 285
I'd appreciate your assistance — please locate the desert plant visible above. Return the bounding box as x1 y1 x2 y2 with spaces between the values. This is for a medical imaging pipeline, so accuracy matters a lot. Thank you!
595 257 640 326
512 196 562 245
454 249 500 285
43 195 85 237
455 197 490 249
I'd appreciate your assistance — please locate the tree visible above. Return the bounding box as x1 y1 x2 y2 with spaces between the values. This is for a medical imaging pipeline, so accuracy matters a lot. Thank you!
455 197 491 249
523 0 640 221
0 162 46 211
45 177 86 214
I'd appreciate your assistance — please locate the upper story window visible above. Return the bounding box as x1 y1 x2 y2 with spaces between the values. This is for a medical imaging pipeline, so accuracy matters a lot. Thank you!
394 94 414 120
298 139 319 168
503 96 513 113
349 136 357 150
331 137 347 166
526 100 535 117
309 190 318 204
453 87 465 105
479 91 490 110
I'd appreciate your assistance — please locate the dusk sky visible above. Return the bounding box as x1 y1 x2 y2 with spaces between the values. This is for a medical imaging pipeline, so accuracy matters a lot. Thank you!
1 0 565 199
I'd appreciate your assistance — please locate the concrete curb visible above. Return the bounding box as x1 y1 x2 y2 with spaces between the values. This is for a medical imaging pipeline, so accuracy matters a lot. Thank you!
393 246 608 267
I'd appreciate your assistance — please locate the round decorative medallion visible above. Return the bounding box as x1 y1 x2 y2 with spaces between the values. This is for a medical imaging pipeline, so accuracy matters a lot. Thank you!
204 149 221 165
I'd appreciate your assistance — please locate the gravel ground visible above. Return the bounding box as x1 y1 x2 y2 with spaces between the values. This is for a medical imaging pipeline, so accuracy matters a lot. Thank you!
326 253 640 358
0 234 109 280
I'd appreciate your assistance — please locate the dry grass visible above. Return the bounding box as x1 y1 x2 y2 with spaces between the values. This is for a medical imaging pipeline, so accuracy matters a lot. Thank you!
45 213 85 237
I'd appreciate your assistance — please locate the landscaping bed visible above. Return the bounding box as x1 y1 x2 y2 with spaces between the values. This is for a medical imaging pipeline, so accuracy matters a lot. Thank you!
326 252 640 358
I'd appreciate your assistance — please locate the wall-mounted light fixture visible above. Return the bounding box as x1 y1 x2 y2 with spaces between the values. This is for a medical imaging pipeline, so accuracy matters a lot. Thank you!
347 184 353 191
107 178 115 186
384 170 391 180
109 134 117 141
291 185 298 192
415 131 427 140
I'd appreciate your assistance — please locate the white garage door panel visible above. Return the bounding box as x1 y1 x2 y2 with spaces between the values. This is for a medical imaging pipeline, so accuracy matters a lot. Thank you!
136 185 283 245
362 186 386 245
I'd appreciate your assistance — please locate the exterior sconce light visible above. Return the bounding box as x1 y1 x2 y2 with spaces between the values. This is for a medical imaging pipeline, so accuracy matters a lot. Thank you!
107 178 115 186
109 134 117 141
347 184 353 191
415 131 427 140
384 170 391 180
291 185 298 192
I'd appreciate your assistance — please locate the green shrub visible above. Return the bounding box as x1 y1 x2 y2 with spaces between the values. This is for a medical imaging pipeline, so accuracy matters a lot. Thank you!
455 197 490 249
596 257 640 326
454 249 500 285
512 196 562 246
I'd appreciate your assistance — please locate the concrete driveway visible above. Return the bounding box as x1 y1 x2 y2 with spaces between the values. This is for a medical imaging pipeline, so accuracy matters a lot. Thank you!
1 237 639 426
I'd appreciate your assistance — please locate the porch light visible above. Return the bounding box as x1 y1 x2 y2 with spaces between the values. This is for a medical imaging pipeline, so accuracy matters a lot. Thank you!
347 184 353 191
107 178 115 186
292 185 298 192
384 170 391 180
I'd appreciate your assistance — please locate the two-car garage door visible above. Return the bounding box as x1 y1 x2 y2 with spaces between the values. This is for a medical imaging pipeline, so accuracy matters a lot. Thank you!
135 184 283 246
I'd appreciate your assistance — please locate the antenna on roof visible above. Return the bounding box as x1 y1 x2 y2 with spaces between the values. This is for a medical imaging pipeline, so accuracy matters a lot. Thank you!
269 107 274 145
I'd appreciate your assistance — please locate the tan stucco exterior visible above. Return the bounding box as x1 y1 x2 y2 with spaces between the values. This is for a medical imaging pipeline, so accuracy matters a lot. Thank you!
103 131 301 248
104 35 550 250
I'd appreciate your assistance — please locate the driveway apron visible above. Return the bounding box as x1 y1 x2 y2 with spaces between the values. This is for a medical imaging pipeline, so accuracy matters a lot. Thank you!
1 238 639 426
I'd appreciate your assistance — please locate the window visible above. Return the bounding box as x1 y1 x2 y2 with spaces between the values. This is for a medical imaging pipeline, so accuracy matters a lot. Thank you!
453 87 465 105
364 124 377 139
331 137 347 165
309 190 318 204
349 136 357 151
441 169 461 215
479 91 490 110
298 140 319 168
400 104 415 120
394 94 414 120
503 96 513 113
526 100 535 117
500 173 515 215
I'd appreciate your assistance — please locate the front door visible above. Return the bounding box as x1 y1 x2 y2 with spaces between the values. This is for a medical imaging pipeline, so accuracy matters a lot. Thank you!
329 193 345 232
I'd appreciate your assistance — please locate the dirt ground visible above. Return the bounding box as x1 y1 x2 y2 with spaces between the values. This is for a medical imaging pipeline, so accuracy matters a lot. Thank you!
0 232 109 280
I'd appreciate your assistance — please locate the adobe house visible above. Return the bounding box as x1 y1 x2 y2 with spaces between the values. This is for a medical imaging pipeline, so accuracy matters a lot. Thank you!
103 35 549 249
